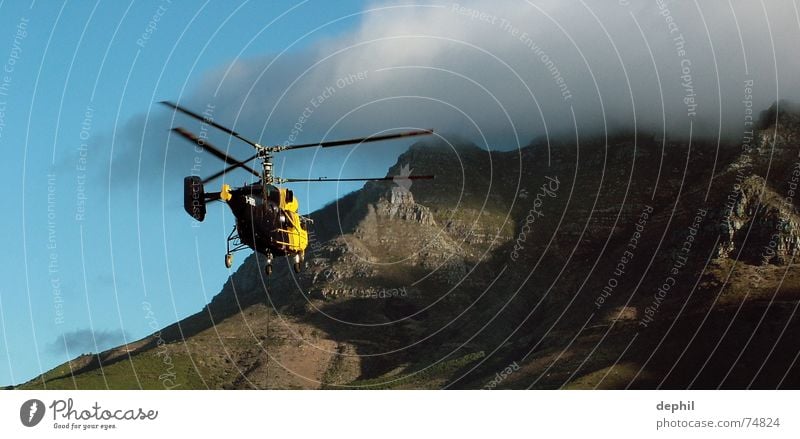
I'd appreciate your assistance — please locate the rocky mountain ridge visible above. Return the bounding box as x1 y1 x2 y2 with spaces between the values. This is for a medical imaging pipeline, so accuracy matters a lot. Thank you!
19 102 800 389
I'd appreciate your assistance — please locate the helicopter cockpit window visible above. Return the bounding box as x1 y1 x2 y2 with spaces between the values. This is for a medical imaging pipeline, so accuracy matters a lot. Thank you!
267 188 281 204
285 189 294 203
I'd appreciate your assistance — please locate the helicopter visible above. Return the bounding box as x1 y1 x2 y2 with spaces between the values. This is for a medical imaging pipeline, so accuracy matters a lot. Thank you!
161 101 435 275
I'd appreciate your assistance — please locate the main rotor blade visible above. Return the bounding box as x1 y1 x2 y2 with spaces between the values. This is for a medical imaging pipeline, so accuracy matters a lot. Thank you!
281 175 435 183
161 101 260 149
170 127 261 180
201 152 260 184
162 101 434 153
283 129 434 151
200 166 246 185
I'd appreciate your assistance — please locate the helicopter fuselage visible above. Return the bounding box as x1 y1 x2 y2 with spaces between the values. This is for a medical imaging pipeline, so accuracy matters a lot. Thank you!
228 183 282 256
224 183 308 260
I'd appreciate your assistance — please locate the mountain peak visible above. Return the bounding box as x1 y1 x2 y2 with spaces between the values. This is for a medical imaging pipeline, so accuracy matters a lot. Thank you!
758 99 800 133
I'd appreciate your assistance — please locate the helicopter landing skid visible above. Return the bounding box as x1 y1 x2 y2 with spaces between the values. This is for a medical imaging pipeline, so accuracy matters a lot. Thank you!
224 225 249 269
224 225 274 275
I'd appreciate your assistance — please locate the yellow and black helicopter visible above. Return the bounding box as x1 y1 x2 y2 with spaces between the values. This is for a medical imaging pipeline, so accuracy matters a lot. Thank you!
161 101 434 275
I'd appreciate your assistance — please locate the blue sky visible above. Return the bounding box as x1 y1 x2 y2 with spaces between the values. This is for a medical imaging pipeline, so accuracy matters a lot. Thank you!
0 0 382 387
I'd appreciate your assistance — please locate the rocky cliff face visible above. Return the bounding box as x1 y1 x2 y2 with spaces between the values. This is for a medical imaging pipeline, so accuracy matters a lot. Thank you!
716 175 800 264
373 186 436 225
715 102 800 264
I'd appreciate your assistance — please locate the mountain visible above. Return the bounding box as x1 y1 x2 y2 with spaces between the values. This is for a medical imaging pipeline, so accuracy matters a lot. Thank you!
18 102 800 389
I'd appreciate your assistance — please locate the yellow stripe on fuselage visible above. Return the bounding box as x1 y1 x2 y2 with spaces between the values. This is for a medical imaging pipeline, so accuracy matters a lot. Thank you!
277 188 307 252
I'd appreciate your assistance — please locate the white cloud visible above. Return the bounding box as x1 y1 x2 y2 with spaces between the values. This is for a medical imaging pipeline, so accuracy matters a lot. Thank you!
183 0 800 149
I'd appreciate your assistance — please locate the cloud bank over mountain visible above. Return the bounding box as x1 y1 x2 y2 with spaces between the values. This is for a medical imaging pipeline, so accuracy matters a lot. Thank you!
183 0 800 148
